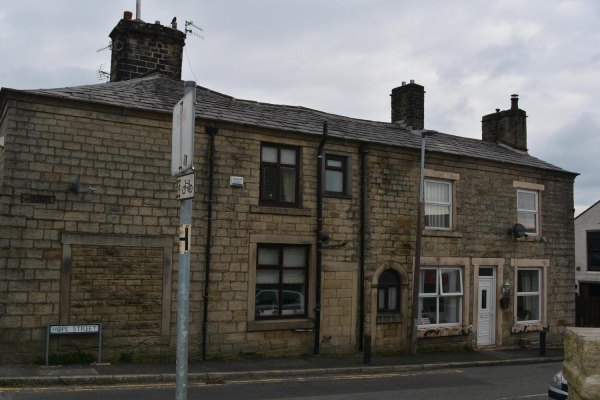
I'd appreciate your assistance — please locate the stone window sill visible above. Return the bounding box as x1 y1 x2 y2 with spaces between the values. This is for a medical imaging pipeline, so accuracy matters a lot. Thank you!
417 325 470 338
517 236 547 243
377 314 403 324
247 319 314 332
323 193 352 200
511 323 549 333
422 230 463 238
250 206 311 217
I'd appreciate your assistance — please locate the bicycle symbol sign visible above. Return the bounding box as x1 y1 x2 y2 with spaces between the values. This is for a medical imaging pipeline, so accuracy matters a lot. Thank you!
177 173 195 200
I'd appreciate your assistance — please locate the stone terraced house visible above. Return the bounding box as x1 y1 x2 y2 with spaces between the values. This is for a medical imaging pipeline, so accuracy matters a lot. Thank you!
0 15 577 363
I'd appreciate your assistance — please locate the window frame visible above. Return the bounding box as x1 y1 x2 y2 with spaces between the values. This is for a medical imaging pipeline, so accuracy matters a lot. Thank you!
255 244 309 320
517 189 539 236
588 231 600 272
418 267 463 327
259 143 300 208
516 267 542 324
424 179 453 231
324 154 347 196
322 150 352 198
377 270 400 314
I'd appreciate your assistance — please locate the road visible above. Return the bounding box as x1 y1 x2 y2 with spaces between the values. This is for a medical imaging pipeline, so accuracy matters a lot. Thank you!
0 361 560 400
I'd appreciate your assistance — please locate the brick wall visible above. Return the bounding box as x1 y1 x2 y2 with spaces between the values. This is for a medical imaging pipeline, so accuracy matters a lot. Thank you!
109 19 185 82
0 93 576 363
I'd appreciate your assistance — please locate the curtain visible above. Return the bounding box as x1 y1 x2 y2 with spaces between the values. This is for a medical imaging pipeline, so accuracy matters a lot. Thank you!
280 167 296 202
444 271 458 323
283 247 306 267
517 270 540 321
388 287 398 310
424 181 450 228
256 269 278 284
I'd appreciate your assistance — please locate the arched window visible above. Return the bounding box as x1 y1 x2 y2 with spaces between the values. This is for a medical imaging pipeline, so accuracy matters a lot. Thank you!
378 270 400 313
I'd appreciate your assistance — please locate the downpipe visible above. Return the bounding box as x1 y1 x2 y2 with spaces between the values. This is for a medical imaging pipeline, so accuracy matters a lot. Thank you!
359 145 369 351
314 121 328 356
202 125 217 361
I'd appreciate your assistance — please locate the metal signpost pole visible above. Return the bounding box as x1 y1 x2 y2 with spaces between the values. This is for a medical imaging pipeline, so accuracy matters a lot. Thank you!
174 81 196 400
176 178 192 400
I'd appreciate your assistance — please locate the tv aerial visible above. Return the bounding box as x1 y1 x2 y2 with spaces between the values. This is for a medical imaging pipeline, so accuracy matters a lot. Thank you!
185 21 204 39
97 41 113 52
96 64 110 82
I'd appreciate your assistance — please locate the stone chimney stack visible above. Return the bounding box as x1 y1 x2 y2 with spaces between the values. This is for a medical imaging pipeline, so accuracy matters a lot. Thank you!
109 11 186 82
482 94 528 151
390 80 425 130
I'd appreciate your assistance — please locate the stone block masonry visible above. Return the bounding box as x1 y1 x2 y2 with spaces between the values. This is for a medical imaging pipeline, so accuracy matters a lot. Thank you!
62 245 165 360
0 90 576 363
563 328 600 399
109 19 186 82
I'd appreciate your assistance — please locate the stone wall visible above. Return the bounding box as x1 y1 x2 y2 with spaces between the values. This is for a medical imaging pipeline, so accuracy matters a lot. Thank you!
65 245 165 360
563 327 600 399
0 92 576 363
321 263 358 354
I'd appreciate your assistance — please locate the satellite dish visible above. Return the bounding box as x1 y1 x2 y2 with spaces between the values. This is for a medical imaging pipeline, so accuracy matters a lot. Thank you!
69 174 81 194
68 174 96 194
513 223 527 238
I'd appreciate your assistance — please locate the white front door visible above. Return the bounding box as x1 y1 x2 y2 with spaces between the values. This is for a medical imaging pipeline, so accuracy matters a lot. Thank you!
477 268 496 346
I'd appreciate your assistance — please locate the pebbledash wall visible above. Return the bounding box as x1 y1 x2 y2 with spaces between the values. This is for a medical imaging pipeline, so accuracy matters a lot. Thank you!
0 89 576 363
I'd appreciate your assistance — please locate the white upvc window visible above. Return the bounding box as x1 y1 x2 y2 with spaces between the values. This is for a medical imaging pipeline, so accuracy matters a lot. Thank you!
516 268 542 323
418 267 463 327
517 190 539 236
424 180 452 230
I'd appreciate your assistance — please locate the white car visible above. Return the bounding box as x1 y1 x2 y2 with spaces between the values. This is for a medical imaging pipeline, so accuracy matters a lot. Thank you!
255 289 305 316
548 371 567 400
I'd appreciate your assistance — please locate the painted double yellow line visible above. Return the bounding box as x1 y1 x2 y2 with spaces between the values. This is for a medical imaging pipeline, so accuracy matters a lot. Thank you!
0 368 464 394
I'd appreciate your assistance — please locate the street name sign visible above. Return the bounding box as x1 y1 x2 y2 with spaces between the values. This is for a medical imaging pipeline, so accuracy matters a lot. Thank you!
46 324 102 365
50 324 99 334
171 90 195 176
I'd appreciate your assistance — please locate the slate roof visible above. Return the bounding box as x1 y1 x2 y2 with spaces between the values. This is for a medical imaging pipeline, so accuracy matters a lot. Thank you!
16 74 571 173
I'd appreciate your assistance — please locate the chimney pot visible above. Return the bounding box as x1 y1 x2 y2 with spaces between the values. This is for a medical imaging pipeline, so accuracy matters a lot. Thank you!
511 94 519 109
402 81 406 86
410 79 415 84
124 11 133 20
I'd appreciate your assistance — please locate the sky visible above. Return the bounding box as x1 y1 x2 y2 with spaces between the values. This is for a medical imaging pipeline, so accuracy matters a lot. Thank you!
1 0 598 216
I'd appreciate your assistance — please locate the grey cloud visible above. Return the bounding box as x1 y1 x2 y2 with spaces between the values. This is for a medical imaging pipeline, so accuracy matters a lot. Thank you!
534 112 600 209
1 0 599 213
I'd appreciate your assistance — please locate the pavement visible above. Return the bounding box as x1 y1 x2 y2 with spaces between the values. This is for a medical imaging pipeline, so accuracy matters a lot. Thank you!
0 347 564 387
